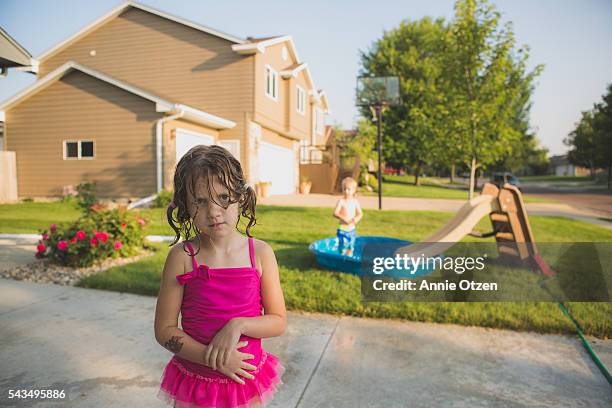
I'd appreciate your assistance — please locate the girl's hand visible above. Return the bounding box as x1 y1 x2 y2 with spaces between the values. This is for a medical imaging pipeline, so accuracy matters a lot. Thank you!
204 319 244 370
213 340 257 385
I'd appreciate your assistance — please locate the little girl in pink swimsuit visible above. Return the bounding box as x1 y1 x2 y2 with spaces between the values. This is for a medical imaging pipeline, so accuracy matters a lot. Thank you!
154 145 286 407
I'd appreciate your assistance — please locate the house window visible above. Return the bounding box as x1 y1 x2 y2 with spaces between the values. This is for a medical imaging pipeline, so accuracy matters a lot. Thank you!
265 65 278 100
296 86 306 115
314 107 324 136
63 140 95 160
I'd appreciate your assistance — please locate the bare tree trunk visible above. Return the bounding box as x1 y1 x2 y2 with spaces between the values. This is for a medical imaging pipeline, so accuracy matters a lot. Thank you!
450 163 455 183
415 160 422 186
468 157 477 200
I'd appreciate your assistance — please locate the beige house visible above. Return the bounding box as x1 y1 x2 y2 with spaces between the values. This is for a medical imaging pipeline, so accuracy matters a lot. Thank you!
0 1 329 199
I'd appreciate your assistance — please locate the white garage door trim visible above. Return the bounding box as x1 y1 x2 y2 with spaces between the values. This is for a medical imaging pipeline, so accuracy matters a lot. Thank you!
259 141 296 195
175 128 215 163
218 139 240 161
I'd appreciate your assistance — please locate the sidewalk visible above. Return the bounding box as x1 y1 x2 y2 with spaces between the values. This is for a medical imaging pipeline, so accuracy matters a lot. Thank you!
1 278 610 407
260 193 612 229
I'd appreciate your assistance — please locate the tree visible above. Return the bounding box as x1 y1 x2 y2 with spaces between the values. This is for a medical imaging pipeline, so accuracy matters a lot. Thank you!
593 84 612 188
359 17 448 185
336 120 377 184
565 84 612 188
564 110 597 178
494 133 548 174
442 0 543 199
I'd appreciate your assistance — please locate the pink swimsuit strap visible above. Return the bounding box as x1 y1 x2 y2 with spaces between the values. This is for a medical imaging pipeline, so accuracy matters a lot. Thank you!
183 237 255 271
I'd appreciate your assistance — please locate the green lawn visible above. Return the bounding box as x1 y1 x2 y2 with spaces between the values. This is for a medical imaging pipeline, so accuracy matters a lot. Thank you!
2 201 609 337
362 175 551 203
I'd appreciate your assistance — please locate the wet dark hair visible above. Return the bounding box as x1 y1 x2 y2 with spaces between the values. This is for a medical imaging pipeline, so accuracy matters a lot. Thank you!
166 144 257 248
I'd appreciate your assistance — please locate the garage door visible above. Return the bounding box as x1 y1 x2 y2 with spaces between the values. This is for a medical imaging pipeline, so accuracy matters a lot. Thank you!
259 142 296 195
175 128 215 162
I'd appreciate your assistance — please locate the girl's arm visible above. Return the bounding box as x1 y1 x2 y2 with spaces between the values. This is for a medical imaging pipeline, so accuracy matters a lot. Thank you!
154 244 211 365
229 239 287 338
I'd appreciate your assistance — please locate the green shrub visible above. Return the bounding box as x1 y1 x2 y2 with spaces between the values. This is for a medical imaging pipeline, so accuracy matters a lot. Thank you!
368 174 379 191
76 182 99 215
153 189 173 208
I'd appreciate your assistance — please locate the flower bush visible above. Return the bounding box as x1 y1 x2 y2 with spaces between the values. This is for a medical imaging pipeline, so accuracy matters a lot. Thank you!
35 203 148 268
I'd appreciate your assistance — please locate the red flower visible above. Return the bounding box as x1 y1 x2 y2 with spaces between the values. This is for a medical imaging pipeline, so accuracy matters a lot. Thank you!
95 232 108 243
114 240 122 251
57 240 68 251
90 238 98 247
50 224 57 233
121 223 127 229
37 243 46 253
137 218 146 226
76 230 86 240
42 233 49 241
69 238 76 245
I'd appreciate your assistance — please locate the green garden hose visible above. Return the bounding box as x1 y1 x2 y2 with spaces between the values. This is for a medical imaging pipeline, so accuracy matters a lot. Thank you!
535 258 612 387
557 302 612 386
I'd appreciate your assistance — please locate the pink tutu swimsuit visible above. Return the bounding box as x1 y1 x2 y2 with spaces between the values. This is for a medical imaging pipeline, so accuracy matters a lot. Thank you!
158 237 284 408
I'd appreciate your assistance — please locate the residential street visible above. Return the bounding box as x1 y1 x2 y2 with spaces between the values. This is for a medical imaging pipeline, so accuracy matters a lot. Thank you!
520 183 612 218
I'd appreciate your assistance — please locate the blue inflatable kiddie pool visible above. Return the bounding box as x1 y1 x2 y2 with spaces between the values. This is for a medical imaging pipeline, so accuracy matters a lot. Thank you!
309 236 438 278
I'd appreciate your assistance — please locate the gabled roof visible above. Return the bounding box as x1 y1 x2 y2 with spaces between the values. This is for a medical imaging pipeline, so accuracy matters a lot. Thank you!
36 1 246 63
0 61 235 129
0 26 37 73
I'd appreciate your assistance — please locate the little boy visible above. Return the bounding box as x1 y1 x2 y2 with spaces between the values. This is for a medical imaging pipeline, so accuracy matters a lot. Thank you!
333 177 363 256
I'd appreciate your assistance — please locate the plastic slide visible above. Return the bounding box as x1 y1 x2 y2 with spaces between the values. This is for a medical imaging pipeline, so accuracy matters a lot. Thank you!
395 193 499 259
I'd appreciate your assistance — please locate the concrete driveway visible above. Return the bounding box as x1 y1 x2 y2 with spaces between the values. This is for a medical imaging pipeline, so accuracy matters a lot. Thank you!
1 278 610 407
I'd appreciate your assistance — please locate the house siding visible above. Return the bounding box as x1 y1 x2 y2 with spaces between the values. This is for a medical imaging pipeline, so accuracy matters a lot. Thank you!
6 5 329 197
253 42 322 145
39 7 253 165
5 70 162 198
254 43 309 141
289 69 311 139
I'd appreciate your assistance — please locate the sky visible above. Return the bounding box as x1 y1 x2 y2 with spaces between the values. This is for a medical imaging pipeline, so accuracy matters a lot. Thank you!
1 0 611 156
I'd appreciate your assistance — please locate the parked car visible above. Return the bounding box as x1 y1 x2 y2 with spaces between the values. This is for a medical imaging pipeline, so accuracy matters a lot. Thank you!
492 172 521 190
384 167 400 175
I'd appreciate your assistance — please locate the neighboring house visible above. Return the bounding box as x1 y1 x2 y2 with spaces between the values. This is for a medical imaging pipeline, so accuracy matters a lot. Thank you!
0 27 37 202
0 1 329 199
0 26 37 150
548 154 589 177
